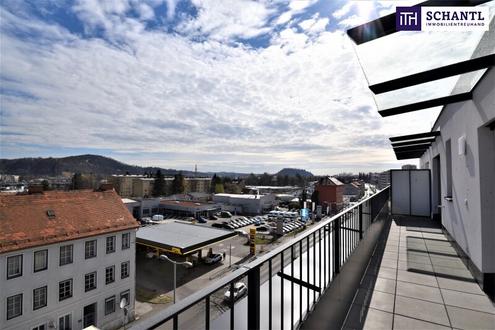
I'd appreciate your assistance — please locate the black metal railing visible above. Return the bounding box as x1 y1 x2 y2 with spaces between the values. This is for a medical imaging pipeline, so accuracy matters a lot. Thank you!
130 187 390 330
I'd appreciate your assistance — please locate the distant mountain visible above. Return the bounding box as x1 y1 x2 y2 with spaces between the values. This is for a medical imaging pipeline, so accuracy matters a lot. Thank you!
276 168 314 177
0 155 247 178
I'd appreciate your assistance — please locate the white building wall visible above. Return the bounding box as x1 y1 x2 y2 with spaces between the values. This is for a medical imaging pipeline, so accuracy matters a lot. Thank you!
420 68 495 273
0 230 137 330
213 194 275 214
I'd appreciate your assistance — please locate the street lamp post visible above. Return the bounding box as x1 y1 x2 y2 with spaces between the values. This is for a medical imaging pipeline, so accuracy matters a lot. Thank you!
159 255 193 304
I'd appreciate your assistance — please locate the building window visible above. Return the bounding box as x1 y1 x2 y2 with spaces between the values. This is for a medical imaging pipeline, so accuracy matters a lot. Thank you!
33 286 47 310
120 290 130 307
106 236 115 254
85 240 97 259
121 261 130 279
7 255 22 279
6 294 22 320
59 245 73 266
32 325 46 330
105 296 115 315
143 208 150 215
85 272 97 292
122 233 130 250
59 314 71 330
105 266 115 284
34 250 48 272
59 279 73 301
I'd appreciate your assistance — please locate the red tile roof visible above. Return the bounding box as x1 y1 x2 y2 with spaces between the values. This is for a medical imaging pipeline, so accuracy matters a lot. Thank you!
0 190 139 254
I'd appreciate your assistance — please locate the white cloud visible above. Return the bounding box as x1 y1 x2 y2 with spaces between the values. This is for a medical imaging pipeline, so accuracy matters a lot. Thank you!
274 0 318 26
1 0 486 174
332 2 354 19
177 0 276 42
298 14 329 35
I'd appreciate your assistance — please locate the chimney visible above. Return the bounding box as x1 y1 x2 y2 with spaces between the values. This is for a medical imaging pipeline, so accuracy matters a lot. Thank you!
28 185 44 194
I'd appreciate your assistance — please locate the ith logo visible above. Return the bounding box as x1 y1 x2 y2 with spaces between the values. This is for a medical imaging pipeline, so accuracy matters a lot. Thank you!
396 6 421 31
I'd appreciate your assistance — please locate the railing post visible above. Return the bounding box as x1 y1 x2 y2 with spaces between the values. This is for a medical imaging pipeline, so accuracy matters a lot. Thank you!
334 219 340 274
247 266 261 330
359 204 363 240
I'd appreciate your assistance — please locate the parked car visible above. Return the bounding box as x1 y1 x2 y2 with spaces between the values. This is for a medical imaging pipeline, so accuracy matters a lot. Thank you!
198 216 208 223
204 253 223 265
257 226 269 233
140 217 153 225
211 223 224 228
220 211 233 218
234 229 248 237
209 215 218 220
224 282 247 301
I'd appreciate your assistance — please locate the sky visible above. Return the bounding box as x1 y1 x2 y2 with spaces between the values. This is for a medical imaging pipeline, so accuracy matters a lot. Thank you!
0 0 491 175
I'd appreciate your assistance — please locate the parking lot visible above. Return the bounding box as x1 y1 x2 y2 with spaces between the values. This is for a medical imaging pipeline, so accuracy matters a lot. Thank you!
134 211 312 324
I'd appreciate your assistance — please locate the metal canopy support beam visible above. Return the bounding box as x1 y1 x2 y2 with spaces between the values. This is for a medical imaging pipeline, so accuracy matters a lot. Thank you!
393 142 432 150
396 149 426 157
392 139 435 147
390 131 440 142
378 92 472 117
346 0 493 45
370 54 495 94
396 152 425 160
395 147 429 154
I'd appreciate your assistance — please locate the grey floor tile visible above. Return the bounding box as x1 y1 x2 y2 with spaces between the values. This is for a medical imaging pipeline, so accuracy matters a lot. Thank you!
393 314 451 330
384 247 399 254
422 233 449 241
406 245 430 252
343 304 393 330
426 246 458 257
395 295 450 326
382 256 399 264
360 275 397 294
433 265 473 280
446 305 495 330
375 267 397 280
396 281 444 304
398 260 434 272
399 253 432 265
380 258 398 270
354 289 395 313
430 256 466 269
436 277 484 295
425 241 455 249
383 252 399 260
397 270 439 287
402 243 428 251
441 289 495 314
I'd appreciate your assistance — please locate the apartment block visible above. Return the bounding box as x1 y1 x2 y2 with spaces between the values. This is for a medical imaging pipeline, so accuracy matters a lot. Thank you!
0 189 139 330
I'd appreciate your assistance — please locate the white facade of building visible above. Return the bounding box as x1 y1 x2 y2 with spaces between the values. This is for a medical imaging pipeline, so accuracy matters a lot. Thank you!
213 193 275 214
419 68 495 295
0 231 136 330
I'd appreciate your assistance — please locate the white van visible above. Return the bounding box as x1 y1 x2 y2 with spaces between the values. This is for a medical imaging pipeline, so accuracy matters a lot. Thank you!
152 214 164 221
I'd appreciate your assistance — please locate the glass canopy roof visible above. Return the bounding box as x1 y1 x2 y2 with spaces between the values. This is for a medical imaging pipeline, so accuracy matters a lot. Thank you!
346 0 495 159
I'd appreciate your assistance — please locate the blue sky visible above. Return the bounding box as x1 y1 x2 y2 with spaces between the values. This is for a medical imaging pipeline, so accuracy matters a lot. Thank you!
0 0 489 174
